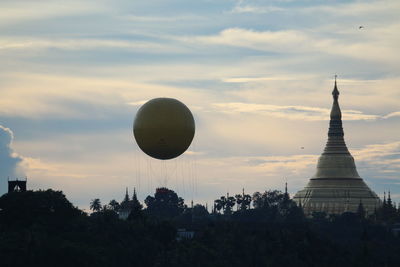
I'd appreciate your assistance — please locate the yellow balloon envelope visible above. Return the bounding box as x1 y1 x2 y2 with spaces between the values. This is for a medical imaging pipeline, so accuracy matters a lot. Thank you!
133 98 195 160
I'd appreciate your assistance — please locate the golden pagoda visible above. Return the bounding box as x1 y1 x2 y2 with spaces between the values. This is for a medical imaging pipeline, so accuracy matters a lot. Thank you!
293 78 381 215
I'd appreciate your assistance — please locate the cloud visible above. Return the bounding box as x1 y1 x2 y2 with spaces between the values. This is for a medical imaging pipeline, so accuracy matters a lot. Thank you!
353 141 400 163
128 100 148 106
230 0 400 18
170 153 320 199
121 14 206 23
231 4 284 14
302 0 400 17
0 1 105 25
0 38 188 54
191 28 309 53
350 142 400 183
213 102 380 121
222 75 310 83
187 26 400 64
0 73 209 119
0 125 25 194
185 150 206 156
383 111 400 119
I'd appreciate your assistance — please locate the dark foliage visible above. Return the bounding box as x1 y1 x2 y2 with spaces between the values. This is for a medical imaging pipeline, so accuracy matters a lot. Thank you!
145 187 185 218
1 189 400 267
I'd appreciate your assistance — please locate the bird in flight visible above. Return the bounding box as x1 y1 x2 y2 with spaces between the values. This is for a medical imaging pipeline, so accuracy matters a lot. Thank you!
359 26 364 29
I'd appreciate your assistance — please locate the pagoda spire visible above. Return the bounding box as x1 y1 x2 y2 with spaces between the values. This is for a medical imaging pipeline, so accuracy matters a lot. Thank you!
124 187 130 201
132 187 138 201
284 181 290 203
285 182 288 195
121 187 130 207
332 75 339 100
388 190 392 207
324 76 349 154
311 77 361 179
131 187 143 212
383 191 386 206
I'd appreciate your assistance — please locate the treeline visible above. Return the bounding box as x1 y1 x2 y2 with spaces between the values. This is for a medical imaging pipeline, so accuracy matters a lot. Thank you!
1 188 400 266
91 187 400 225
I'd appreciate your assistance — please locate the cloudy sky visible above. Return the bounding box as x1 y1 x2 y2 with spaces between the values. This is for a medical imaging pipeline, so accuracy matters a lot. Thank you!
1 0 399 210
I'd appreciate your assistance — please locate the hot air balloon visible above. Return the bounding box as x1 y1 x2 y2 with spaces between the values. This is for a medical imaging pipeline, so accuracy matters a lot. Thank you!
133 98 195 160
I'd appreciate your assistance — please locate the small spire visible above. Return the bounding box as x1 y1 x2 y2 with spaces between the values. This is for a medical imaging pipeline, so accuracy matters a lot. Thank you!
123 187 130 203
283 181 290 202
326 75 346 144
332 75 340 100
242 188 245 197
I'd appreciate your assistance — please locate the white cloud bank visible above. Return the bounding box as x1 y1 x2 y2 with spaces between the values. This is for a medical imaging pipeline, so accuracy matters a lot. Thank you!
187 26 400 64
0 125 25 194
212 102 394 121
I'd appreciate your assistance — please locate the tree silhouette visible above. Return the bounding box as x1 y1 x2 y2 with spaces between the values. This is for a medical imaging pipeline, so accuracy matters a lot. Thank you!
90 198 102 212
236 192 252 211
252 190 285 209
225 195 236 215
145 187 184 218
192 204 208 217
242 194 252 209
214 195 236 214
108 199 120 212
235 194 243 211
214 196 226 214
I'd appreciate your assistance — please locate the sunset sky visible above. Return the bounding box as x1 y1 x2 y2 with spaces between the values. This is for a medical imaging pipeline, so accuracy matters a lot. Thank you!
1 0 399 210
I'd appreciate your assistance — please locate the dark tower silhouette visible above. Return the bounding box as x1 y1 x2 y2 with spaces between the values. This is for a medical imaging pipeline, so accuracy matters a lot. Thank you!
8 178 27 193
